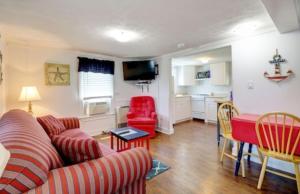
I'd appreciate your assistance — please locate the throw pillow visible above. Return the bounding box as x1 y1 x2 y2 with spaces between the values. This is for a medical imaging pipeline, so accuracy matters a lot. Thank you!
37 115 66 137
52 135 103 164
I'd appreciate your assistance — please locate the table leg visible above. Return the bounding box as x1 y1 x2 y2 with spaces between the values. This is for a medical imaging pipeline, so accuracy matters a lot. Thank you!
117 138 119 152
217 103 221 147
247 143 253 164
217 121 221 146
235 142 245 176
128 141 131 150
110 133 113 149
146 138 150 150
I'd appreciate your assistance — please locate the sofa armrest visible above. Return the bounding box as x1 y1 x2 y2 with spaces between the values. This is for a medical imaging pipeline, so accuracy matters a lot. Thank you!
59 117 80 129
127 111 135 119
151 112 157 120
24 148 152 194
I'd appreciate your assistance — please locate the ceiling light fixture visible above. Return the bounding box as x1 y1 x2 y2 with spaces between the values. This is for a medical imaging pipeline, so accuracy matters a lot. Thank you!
231 21 261 36
177 43 185 49
106 29 139 42
198 57 210 64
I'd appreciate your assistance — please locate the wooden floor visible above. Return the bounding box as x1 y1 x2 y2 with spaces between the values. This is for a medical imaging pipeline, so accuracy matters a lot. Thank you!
100 120 298 194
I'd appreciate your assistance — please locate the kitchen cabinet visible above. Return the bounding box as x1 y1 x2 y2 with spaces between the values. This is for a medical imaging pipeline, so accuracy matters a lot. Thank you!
205 97 226 123
191 97 205 120
175 96 192 123
210 62 230 85
205 99 217 123
177 66 196 86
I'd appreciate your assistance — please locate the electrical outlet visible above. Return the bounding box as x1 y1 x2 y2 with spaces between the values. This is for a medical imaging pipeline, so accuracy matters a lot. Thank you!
247 80 254 89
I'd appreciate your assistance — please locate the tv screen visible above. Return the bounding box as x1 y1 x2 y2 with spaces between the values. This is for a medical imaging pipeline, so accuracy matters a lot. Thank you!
123 60 156 80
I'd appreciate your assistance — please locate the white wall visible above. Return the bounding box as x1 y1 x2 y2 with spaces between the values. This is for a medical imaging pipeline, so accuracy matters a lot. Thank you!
5 43 159 117
0 37 7 115
232 31 300 116
154 56 173 133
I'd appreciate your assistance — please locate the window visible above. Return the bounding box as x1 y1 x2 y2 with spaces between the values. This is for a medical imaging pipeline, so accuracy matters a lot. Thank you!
79 72 113 99
78 57 115 100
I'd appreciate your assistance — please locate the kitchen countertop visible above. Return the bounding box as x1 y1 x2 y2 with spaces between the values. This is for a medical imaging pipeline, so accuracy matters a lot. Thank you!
215 99 232 103
176 93 229 99
175 94 191 98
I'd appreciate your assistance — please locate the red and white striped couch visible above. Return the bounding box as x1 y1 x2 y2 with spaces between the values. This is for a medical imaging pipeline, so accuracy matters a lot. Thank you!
0 110 152 194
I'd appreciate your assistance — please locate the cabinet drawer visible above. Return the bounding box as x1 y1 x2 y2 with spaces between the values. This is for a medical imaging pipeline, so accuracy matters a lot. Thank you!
192 111 205 119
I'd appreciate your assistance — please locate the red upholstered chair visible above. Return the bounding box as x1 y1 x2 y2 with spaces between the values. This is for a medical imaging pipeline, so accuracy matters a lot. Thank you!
127 96 157 138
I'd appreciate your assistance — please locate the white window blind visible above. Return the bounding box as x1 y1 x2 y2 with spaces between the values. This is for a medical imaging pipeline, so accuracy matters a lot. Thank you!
79 72 113 99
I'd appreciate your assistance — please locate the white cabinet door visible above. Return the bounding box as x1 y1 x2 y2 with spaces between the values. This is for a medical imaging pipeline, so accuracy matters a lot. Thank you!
192 100 204 112
205 99 218 123
177 66 195 86
191 99 205 119
175 97 192 122
210 62 230 85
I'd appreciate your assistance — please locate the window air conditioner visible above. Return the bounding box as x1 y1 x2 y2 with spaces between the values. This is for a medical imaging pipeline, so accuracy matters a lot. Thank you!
84 101 110 115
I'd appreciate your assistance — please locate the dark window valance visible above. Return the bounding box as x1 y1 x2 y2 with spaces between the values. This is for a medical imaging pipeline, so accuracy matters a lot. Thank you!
78 57 115 75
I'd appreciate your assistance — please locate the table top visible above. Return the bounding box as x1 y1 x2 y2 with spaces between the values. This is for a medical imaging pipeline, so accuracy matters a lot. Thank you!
231 113 300 156
232 113 300 126
110 127 149 141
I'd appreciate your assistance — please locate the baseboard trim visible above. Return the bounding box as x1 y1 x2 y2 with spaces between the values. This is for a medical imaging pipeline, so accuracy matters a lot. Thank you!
156 127 174 135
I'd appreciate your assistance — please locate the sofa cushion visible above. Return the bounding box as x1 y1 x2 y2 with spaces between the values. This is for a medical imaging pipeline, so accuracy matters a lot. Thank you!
0 110 64 194
37 115 66 137
59 128 116 156
59 128 90 139
52 135 103 164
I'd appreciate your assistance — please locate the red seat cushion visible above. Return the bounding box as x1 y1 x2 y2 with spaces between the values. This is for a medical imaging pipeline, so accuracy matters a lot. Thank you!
37 115 66 137
52 135 103 164
128 117 156 125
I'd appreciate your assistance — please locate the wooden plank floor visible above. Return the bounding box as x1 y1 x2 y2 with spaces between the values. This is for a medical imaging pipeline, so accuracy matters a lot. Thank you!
99 120 298 194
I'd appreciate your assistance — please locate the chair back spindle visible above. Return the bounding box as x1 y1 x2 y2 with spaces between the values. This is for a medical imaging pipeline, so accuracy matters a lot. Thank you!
255 112 300 160
218 103 239 136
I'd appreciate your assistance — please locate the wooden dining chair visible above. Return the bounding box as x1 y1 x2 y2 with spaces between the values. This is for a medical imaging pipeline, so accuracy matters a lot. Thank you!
218 102 245 177
255 112 300 192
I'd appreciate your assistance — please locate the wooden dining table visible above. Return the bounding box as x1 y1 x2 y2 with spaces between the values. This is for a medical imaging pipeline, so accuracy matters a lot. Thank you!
231 113 300 176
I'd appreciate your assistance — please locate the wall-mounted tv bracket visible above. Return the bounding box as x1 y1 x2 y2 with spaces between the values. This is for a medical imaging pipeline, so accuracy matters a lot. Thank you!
155 64 159 75
136 80 151 92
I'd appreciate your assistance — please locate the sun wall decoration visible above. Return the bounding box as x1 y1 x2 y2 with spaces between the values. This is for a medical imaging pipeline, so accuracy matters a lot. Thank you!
45 63 70 85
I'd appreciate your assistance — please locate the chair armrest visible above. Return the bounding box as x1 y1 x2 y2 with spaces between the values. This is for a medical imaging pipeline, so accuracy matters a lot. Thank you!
151 112 157 120
24 148 152 194
59 117 80 129
127 111 135 119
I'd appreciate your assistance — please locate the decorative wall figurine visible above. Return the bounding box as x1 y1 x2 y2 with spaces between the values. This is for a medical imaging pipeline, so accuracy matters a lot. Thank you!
264 49 293 82
45 63 70 85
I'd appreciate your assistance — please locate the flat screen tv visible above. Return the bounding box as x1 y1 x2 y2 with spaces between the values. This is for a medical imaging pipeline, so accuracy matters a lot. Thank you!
123 60 156 81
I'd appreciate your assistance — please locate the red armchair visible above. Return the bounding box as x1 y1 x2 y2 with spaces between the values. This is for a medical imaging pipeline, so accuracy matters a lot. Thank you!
127 96 157 137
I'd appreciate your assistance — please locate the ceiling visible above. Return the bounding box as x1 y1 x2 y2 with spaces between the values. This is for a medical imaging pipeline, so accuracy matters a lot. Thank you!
0 0 276 58
172 46 231 66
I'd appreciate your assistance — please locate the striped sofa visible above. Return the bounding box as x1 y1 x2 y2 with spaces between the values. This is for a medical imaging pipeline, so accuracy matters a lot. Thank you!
0 110 152 194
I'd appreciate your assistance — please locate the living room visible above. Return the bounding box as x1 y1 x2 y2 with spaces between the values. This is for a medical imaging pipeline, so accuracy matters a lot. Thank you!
1 0 300 194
